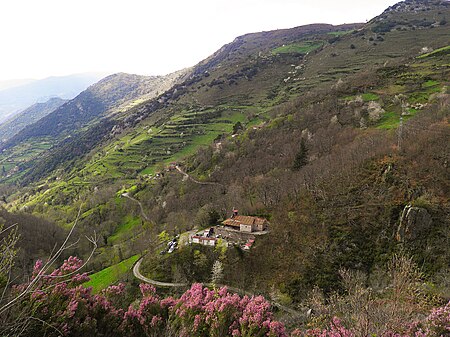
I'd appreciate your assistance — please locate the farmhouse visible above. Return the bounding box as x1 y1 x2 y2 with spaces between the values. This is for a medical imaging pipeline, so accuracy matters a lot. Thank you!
222 211 269 233
191 235 217 246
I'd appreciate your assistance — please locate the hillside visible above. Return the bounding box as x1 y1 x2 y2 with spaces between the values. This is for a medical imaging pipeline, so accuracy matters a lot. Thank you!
0 73 105 122
0 97 67 142
10 23 362 186
0 0 449 321
0 71 187 181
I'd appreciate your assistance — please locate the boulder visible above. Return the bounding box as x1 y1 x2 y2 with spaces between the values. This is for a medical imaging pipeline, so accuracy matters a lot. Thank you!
396 204 432 242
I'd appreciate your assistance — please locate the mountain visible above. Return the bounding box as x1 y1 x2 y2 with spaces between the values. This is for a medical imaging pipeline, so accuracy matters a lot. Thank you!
1 0 449 312
0 78 36 91
0 97 67 142
0 73 107 122
0 70 187 180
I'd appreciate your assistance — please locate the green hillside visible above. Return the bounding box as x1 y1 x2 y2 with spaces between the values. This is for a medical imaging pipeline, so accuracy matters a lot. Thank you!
1 0 449 301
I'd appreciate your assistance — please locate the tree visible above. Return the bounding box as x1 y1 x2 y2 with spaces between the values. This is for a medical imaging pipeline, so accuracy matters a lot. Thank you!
0 224 19 291
233 121 243 134
0 208 98 336
293 138 309 170
211 260 223 286
158 230 170 244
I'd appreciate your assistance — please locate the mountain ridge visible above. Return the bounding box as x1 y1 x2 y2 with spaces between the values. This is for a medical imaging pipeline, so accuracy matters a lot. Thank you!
0 73 106 122
0 97 67 141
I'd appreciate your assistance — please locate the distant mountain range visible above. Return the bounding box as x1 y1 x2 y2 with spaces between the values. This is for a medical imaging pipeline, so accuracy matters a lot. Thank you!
0 71 186 149
0 78 36 91
0 97 67 142
0 73 107 122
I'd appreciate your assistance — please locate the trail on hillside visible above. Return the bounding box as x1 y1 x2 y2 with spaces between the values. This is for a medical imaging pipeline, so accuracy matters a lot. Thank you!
132 257 304 318
133 258 187 287
121 193 150 221
175 166 224 187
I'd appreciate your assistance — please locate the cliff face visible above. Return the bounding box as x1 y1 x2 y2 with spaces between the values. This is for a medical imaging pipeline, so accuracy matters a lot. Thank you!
396 205 433 242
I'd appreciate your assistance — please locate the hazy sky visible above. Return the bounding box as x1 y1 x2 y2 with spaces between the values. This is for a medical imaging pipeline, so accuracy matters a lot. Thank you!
0 0 400 81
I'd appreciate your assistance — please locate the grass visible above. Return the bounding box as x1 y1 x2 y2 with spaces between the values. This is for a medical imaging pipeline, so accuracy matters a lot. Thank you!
376 108 419 130
109 216 141 245
343 93 380 102
422 80 439 88
272 41 323 55
418 45 450 59
84 254 139 293
361 93 380 101
408 86 442 104
377 111 400 130
328 30 354 37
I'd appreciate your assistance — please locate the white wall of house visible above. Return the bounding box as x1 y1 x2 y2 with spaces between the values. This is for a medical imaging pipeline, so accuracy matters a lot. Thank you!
192 236 216 246
204 239 216 246
240 224 253 233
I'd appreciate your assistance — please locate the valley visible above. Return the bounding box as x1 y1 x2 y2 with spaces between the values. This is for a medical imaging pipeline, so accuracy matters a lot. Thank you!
0 1 449 336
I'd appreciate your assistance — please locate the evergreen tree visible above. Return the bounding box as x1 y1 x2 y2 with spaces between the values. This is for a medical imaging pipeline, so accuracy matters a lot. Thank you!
293 137 308 170
233 121 243 134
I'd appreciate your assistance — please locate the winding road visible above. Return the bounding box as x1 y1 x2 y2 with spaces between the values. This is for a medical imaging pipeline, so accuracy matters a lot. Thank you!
133 257 187 287
123 188 303 317
132 257 303 317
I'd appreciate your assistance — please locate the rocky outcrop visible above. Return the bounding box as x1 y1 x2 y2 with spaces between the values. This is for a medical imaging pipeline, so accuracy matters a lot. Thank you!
396 204 432 242
367 101 385 122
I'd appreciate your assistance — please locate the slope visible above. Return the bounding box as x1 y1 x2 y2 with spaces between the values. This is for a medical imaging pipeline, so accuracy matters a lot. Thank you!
0 71 186 181
0 97 67 142
2 0 449 297
0 73 105 122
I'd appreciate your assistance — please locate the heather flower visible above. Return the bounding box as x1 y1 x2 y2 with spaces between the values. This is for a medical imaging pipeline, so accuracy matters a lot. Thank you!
139 283 156 296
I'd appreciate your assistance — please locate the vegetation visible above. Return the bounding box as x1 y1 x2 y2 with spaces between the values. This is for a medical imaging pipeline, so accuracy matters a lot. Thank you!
418 45 450 58
0 1 449 336
1 254 449 336
84 254 139 293
272 41 324 55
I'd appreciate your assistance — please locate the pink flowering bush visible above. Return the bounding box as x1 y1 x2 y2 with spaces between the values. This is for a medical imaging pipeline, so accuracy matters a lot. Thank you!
290 302 450 337
120 283 174 336
14 257 125 337
11 257 288 337
400 300 450 337
8 256 450 337
291 317 354 337
171 283 287 337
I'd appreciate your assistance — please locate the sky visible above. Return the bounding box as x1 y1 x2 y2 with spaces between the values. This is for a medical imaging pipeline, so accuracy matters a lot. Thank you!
0 0 401 81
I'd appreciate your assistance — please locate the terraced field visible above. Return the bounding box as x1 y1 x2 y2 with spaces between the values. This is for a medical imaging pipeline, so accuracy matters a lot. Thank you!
76 106 260 179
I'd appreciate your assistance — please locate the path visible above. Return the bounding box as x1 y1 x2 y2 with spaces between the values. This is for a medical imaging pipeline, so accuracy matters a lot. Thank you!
175 166 224 187
133 257 187 287
124 187 303 317
132 257 303 317
121 193 150 221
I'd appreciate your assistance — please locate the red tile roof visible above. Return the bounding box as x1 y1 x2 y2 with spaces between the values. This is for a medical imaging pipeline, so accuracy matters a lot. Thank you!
222 215 268 227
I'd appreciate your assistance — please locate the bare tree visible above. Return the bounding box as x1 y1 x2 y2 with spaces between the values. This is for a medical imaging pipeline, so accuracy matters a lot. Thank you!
0 208 98 336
